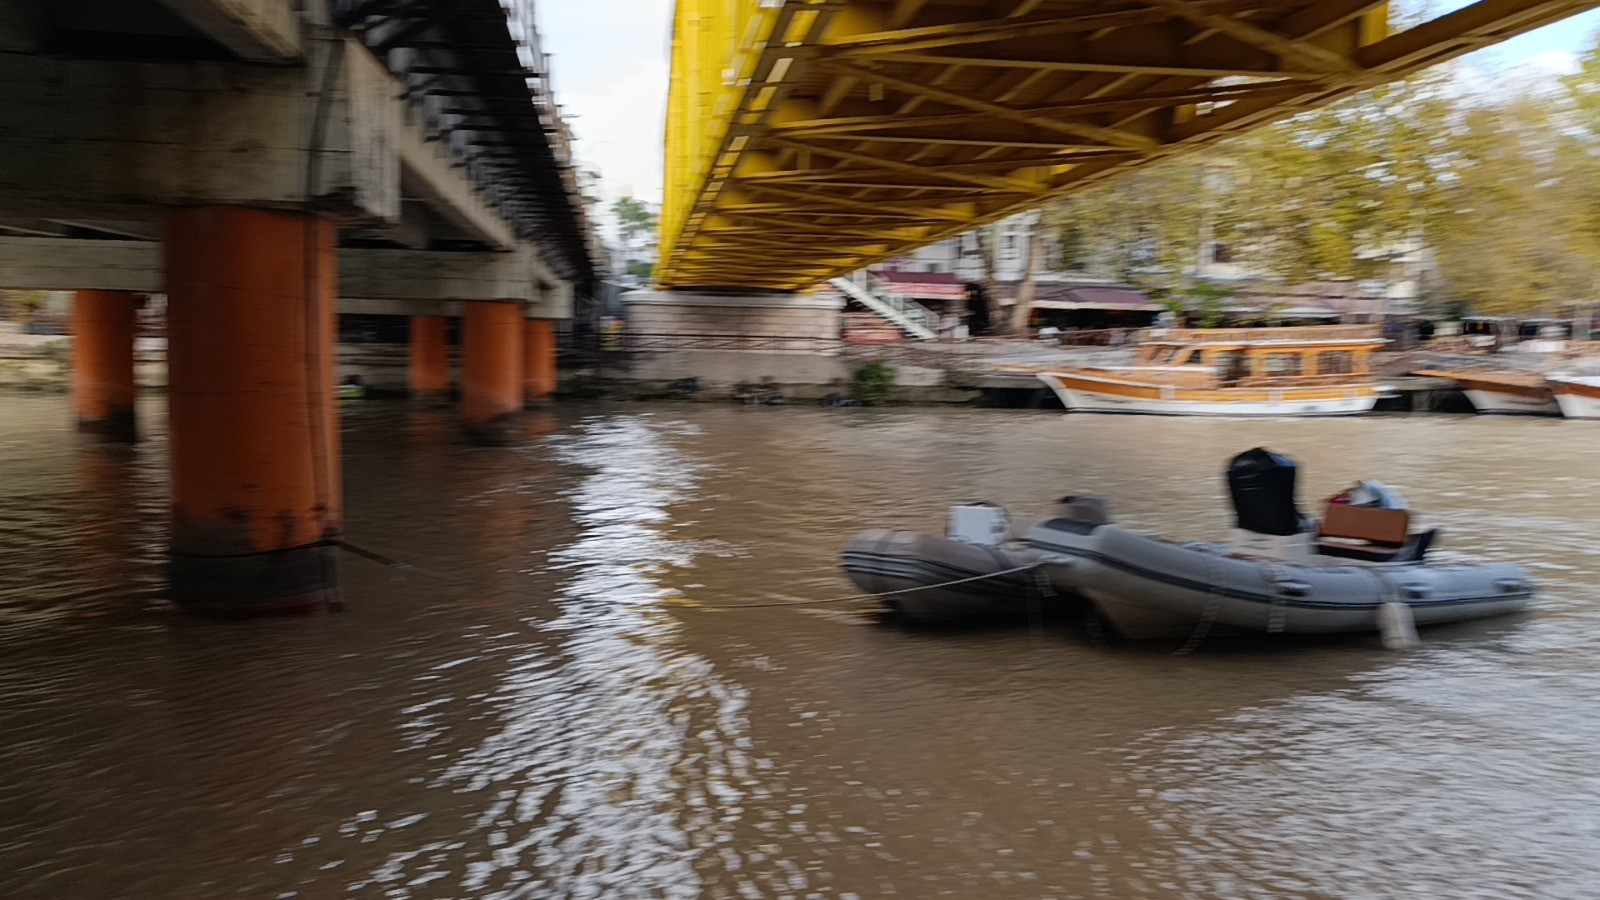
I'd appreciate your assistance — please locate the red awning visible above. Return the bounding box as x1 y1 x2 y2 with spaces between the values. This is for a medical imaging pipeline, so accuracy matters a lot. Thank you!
878 270 967 300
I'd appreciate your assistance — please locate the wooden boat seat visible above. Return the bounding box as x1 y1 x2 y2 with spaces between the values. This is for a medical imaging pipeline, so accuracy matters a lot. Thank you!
1316 504 1413 562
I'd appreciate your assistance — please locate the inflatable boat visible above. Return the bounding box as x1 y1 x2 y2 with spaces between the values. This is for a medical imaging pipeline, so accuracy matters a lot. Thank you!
1031 523 1532 639
841 529 1044 623
839 499 1121 623
1027 449 1536 640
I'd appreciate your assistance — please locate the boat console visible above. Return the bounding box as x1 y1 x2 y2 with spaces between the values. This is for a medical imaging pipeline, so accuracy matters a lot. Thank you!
1225 448 1436 564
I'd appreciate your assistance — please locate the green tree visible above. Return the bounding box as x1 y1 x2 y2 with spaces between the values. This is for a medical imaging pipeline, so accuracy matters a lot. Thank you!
612 196 656 249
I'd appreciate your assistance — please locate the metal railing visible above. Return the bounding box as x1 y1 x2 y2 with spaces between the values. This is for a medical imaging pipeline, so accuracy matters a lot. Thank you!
1147 325 1383 345
830 274 938 340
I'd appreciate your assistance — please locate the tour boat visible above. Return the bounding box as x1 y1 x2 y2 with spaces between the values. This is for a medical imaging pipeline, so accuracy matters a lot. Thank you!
1035 325 1386 416
1028 450 1535 642
1412 369 1560 415
1549 375 1600 419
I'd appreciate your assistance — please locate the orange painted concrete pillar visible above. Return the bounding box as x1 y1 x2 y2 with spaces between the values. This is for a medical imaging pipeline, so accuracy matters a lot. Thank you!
462 301 523 445
523 319 557 406
72 290 139 441
409 315 451 401
162 207 341 615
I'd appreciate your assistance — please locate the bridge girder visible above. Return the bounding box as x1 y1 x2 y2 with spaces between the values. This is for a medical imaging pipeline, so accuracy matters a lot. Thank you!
660 0 1600 292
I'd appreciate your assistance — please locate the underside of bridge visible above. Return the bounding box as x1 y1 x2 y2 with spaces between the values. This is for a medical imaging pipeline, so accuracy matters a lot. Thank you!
659 0 1600 292
0 0 595 613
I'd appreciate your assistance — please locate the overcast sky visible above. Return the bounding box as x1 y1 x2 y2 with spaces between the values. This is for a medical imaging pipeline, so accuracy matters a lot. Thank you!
537 1 1600 234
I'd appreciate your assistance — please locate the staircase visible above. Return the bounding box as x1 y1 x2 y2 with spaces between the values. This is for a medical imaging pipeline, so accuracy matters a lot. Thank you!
830 274 939 341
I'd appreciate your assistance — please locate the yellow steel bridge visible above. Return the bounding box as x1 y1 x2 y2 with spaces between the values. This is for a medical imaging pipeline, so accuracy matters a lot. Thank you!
659 0 1600 292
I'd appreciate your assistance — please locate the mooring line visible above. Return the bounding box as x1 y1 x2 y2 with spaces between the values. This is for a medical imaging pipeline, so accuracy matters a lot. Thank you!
333 540 1040 612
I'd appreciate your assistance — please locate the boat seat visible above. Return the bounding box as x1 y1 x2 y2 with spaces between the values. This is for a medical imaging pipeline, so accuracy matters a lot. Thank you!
1315 503 1415 562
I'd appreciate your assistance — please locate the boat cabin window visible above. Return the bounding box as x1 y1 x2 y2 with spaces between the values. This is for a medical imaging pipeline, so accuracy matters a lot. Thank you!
1172 349 1204 366
1317 351 1354 375
1261 353 1303 378
1216 351 1248 385
1148 347 1177 364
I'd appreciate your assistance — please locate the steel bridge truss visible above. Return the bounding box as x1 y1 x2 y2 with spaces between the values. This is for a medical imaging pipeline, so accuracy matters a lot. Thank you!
660 0 1600 292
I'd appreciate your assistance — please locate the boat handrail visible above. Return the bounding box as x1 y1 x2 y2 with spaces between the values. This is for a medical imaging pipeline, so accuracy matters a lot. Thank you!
1142 325 1382 346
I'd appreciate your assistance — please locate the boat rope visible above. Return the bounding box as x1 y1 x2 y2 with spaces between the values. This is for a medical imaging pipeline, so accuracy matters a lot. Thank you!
334 539 1044 612
1367 566 1404 610
1175 550 1225 656
696 562 1045 610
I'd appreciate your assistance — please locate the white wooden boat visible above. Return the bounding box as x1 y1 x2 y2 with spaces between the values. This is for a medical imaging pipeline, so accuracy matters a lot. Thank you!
1413 369 1559 415
1550 375 1600 419
1036 325 1385 417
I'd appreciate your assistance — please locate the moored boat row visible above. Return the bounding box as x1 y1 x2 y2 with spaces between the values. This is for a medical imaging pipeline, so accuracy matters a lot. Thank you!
1000 322 1600 419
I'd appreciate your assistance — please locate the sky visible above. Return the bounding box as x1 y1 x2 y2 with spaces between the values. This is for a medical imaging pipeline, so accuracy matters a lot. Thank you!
536 1 1600 239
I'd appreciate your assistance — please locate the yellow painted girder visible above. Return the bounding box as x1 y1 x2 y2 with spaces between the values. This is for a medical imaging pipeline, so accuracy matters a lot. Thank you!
660 0 1600 292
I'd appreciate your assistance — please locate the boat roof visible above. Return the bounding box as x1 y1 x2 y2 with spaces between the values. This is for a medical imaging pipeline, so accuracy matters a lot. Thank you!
1141 325 1384 349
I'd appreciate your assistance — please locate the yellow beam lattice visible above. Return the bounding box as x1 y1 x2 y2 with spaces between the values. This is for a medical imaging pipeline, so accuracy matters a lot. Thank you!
661 0 1600 292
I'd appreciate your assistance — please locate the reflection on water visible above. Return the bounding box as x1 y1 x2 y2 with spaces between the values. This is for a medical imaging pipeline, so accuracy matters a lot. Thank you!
1 396 1597 897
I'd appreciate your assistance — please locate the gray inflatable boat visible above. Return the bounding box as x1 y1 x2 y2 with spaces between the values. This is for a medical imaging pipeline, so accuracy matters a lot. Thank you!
1029 522 1533 639
840 526 1045 623
1026 449 1536 640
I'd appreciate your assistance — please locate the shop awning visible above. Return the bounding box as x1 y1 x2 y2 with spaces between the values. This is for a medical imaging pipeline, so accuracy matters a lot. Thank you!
1030 285 1160 311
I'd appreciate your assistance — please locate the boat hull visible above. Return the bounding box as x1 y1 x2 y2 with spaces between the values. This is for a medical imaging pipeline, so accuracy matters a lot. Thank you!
1039 374 1377 417
840 529 1044 623
1551 377 1600 419
1463 388 1561 416
1030 523 1533 641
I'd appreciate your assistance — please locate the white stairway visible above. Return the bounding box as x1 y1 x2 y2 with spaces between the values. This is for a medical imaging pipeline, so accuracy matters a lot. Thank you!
829 275 939 340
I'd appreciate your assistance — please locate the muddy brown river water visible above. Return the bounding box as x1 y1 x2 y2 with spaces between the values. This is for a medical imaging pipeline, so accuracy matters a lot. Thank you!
2 395 1598 898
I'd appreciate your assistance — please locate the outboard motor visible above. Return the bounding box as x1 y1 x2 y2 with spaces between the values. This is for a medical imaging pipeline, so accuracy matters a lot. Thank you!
1053 495 1112 527
1227 448 1313 560
947 503 1012 546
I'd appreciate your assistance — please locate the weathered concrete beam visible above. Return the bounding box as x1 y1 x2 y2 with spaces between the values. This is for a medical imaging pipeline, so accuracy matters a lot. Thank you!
339 246 545 303
0 40 512 250
539 281 575 320
396 108 517 251
151 0 303 63
0 55 311 218
0 236 571 318
339 297 463 318
0 237 161 292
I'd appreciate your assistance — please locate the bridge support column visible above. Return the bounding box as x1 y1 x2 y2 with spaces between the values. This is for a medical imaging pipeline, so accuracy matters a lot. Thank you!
524 319 556 406
71 290 139 442
409 315 451 402
162 207 341 615
462 301 523 445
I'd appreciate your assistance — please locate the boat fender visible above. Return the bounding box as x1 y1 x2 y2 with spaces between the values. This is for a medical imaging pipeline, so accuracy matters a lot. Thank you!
1378 601 1421 651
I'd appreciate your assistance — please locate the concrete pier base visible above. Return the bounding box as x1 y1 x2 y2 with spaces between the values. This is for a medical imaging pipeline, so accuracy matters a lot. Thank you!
619 290 847 393
462 301 523 445
524 319 556 406
71 290 139 441
408 315 452 402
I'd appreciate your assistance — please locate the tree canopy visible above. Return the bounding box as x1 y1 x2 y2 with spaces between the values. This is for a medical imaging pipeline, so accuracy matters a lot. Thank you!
1041 37 1600 318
